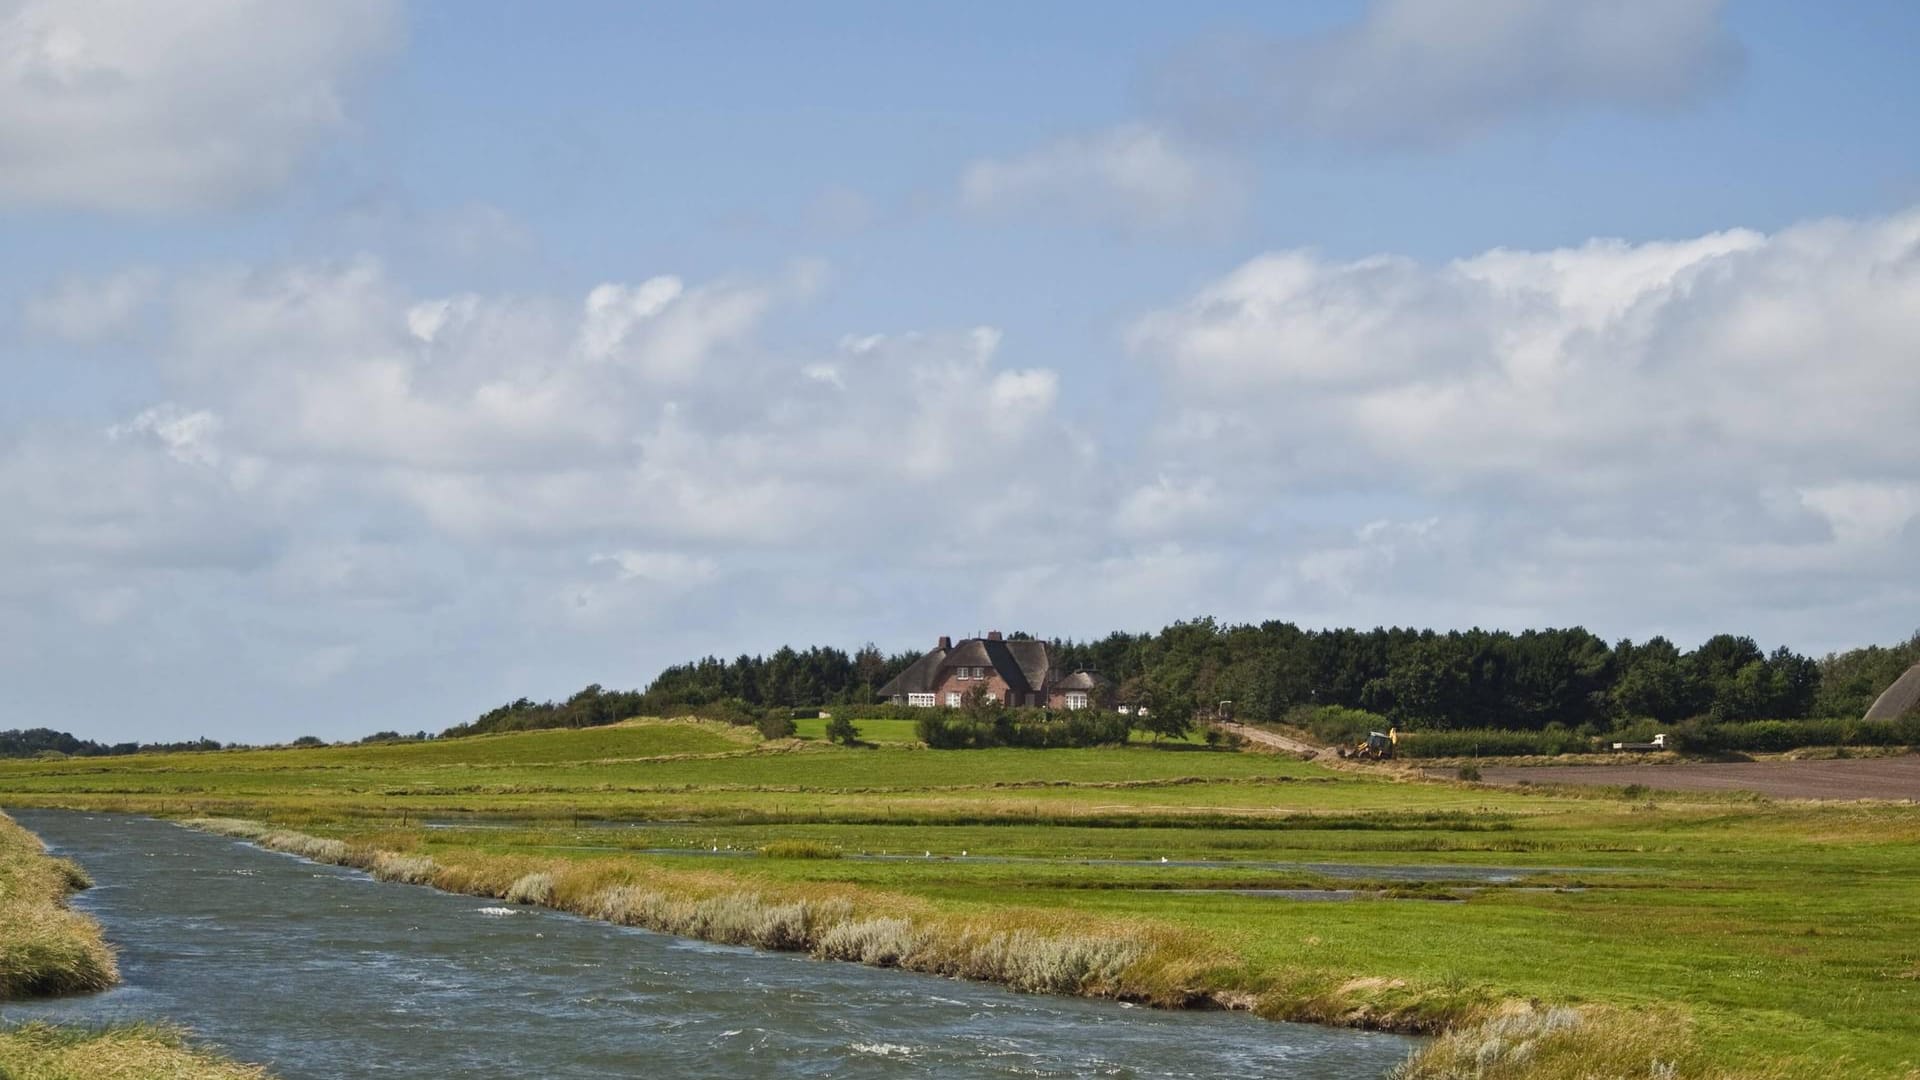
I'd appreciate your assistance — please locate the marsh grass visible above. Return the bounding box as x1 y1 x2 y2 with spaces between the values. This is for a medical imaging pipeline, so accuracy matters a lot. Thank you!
0 1021 269 1080
1389 1005 1739 1080
504 872 554 905
0 812 117 998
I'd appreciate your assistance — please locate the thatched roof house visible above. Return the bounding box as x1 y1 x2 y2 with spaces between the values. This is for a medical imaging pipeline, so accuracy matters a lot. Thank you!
878 632 1112 710
1863 663 1920 721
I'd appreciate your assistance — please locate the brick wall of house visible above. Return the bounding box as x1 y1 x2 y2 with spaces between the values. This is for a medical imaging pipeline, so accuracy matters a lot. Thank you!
931 667 1016 707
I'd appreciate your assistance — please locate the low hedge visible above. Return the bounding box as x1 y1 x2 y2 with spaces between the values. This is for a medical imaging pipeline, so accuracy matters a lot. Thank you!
916 709 1132 749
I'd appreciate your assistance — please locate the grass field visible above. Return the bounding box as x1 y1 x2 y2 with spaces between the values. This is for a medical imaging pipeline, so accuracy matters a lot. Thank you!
4 721 1917 1079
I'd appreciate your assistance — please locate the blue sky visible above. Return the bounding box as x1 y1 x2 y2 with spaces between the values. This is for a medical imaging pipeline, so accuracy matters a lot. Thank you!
2 0 1918 742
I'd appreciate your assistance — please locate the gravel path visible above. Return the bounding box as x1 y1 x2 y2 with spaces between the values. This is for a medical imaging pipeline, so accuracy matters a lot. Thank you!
1472 755 1920 801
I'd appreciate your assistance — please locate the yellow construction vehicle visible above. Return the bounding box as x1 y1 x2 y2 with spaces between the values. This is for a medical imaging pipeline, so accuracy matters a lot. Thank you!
1341 728 1398 761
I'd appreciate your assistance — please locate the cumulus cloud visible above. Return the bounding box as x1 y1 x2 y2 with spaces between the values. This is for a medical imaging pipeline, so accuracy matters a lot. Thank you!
1131 207 1920 642
0 250 1097 736
0 0 399 211
1152 0 1742 146
958 125 1245 234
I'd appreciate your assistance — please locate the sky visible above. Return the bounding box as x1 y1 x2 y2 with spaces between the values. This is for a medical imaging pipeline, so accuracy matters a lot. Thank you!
3 0 1918 743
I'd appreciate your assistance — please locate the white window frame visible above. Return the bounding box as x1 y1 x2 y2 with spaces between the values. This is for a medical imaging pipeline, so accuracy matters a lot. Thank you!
954 667 970 680
945 691 962 707
907 693 937 708
1065 692 1089 710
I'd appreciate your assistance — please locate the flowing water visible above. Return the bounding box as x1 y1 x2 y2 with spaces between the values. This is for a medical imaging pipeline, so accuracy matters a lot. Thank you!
3 810 1418 1078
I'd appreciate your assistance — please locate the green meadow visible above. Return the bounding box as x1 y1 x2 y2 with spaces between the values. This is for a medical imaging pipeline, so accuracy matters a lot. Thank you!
4 719 1917 1078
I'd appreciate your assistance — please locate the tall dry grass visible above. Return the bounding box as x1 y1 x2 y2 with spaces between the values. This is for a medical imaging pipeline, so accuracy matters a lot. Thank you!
0 1022 269 1080
0 811 117 997
1389 1004 1760 1080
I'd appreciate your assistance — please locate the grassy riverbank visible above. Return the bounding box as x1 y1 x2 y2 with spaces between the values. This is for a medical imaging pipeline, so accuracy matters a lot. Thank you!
4 721 1918 1078
0 811 115 997
0 810 268 1079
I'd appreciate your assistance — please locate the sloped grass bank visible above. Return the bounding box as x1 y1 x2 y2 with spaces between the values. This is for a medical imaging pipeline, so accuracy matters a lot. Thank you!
0 811 115 997
187 817 1752 1080
0 810 270 1079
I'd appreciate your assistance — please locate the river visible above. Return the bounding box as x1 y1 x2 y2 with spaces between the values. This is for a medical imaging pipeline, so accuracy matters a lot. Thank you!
3 810 1418 1078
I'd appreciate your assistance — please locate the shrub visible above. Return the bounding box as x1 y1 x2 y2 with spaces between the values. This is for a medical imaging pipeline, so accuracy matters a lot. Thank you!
1456 764 1482 782
755 714 797 740
823 715 860 745
1289 705 1392 747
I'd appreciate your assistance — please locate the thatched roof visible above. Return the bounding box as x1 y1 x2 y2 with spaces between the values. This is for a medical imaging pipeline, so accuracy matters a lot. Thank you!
875 636 1079 698
1863 663 1920 721
877 637 1055 697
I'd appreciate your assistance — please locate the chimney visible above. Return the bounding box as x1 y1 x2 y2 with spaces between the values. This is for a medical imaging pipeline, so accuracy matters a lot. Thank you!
937 635 952 650
987 630 1002 641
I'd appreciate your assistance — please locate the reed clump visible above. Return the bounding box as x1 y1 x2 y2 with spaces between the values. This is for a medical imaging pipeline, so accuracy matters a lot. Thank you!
813 917 924 967
505 872 555 905
0 811 117 998
1390 1005 1722 1080
370 852 438 885
0 1021 270 1080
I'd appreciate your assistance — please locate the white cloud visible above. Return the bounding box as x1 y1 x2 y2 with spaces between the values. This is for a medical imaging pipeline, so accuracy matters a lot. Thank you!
1131 207 1920 642
0 0 400 211
959 125 1245 234
1153 0 1742 146
108 404 223 468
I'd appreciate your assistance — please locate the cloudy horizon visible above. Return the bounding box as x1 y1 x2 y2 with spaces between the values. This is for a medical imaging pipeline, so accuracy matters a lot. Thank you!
4 0 1917 743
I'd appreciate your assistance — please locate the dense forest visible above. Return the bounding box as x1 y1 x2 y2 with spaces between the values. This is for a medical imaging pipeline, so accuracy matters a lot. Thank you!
448 621 1920 738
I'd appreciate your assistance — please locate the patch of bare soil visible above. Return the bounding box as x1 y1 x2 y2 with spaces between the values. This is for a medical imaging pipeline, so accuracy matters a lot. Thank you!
1475 755 1920 800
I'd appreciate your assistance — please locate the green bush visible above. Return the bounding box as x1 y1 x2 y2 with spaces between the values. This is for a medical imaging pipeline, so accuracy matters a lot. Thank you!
755 714 797 740
1289 705 1391 747
824 715 860 745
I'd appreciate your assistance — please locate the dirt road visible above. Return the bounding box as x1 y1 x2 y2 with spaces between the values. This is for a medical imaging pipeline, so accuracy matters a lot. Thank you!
1214 722 1324 756
1471 755 1920 801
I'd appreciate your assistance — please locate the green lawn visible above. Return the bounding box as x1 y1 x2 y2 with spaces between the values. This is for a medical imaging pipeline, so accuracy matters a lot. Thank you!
4 719 1916 1078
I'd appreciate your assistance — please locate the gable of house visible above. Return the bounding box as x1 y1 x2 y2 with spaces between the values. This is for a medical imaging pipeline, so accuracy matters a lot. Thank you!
877 633 1110 709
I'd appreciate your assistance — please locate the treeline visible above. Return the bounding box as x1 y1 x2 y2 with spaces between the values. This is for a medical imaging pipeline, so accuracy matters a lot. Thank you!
442 646 921 738
440 621 1919 742
0 728 225 759
1046 621 1853 731
644 646 920 709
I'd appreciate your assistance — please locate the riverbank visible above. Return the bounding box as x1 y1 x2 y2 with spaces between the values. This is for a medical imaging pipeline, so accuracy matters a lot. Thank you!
0 810 268 1079
180 816 1728 1079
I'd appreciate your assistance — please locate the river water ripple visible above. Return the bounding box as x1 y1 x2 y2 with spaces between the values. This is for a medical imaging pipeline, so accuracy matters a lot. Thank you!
3 810 1418 1079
